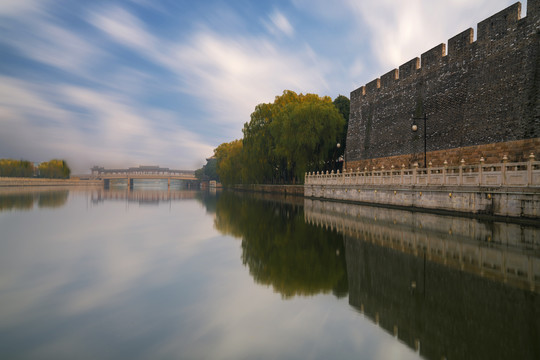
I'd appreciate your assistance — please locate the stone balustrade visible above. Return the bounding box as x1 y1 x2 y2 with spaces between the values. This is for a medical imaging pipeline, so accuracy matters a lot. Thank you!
306 154 540 187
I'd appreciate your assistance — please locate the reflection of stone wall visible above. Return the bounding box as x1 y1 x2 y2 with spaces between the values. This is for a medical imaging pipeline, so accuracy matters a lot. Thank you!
304 199 540 292
304 198 540 359
345 237 540 360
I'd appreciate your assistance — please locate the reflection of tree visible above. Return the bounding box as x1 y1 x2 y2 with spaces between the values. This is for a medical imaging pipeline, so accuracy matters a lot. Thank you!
0 190 69 211
0 193 34 212
214 191 348 299
37 191 69 209
195 191 219 214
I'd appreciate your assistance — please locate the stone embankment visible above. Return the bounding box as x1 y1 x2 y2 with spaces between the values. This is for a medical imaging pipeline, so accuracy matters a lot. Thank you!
0 177 103 187
231 184 304 196
305 158 540 220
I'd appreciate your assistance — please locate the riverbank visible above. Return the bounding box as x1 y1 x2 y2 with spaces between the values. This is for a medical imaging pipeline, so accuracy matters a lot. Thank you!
306 183 540 220
0 177 103 187
227 183 540 222
231 184 304 196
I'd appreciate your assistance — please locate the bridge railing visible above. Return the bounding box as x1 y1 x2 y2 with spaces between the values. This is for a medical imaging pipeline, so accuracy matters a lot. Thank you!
306 154 540 187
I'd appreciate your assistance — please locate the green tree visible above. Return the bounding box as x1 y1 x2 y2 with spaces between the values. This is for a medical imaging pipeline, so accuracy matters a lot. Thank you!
269 91 345 182
0 159 35 177
242 90 345 184
38 159 71 179
195 157 219 181
242 103 277 184
214 140 244 185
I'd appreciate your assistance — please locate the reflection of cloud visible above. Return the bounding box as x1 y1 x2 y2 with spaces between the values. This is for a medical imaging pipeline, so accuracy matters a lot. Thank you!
0 190 426 358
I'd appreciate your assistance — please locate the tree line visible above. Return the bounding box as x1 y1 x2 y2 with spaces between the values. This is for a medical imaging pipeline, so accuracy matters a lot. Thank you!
0 159 71 179
197 90 350 185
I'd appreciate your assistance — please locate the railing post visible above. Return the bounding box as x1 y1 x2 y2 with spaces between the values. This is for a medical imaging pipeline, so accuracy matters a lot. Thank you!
427 161 432 184
479 157 484 186
364 167 368 185
401 164 405 185
459 159 465 185
502 155 508 186
413 163 418 185
372 167 375 185
528 153 535 185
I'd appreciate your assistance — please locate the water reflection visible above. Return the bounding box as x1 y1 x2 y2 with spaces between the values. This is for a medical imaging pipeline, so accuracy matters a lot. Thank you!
0 188 69 211
214 192 348 298
90 188 199 206
305 199 540 360
2 187 538 359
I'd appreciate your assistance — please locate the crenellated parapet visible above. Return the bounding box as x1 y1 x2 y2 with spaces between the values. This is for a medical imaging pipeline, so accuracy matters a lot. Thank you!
356 2 534 97
346 1 540 169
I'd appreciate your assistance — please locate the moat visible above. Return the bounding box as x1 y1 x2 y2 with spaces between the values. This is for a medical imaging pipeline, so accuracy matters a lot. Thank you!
0 186 538 359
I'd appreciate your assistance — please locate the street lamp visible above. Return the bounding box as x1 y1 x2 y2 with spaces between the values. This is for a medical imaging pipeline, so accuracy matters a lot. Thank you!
411 113 428 168
335 143 341 172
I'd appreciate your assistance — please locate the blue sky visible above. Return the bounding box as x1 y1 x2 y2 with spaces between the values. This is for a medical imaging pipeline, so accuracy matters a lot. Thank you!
0 0 526 173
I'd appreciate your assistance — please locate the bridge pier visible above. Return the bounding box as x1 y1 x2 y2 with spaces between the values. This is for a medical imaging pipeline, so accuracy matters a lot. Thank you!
168 178 171 188
104 179 110 189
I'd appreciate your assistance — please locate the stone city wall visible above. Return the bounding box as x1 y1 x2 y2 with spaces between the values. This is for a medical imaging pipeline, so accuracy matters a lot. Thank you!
345 1 540 169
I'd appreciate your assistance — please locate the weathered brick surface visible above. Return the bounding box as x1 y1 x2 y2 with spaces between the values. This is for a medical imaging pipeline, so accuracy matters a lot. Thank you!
346 1 540 169
346 138 540 170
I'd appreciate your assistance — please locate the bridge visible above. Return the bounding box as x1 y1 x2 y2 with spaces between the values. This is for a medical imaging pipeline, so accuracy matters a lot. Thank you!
91 165 197 188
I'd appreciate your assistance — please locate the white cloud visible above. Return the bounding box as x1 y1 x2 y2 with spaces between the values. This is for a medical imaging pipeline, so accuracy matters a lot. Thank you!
89 6 156 52
165 32 328 126
341 0 520 81
0 0 45 17
87 6 331 137
268 11 295 37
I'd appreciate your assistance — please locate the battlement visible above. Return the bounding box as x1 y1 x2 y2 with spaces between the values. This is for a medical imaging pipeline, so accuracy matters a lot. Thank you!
346 0 540 168
447 28 474 57
477 2 521 42
357 1 538 96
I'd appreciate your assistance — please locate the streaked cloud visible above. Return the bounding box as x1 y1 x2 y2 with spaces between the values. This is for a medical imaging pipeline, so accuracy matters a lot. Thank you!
267 11 295 37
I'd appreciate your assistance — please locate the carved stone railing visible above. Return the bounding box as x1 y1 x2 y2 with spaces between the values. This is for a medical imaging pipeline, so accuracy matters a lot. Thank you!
306 154 540 187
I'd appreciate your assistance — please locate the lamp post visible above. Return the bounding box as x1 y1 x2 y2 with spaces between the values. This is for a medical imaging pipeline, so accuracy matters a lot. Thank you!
411 113 428 168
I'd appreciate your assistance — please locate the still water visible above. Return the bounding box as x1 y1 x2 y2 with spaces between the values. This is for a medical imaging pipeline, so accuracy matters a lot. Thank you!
0 186 539 359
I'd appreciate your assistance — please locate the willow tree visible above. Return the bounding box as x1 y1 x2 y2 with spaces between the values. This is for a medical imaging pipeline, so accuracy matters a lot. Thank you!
242 90 345 184
242 103 276 184
214 140 243 186
270 92 345 182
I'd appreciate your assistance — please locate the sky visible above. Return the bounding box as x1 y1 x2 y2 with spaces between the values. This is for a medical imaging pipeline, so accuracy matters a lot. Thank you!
0 0 527 173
